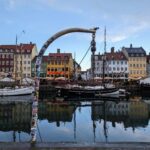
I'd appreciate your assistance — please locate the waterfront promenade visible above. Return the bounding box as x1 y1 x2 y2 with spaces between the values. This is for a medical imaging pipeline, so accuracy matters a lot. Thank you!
1 142 150 150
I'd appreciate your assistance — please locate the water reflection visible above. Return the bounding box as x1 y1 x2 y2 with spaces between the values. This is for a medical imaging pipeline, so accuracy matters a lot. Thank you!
0 101 32 142
38 102 77 126
1 96 150 142
91 100 149 142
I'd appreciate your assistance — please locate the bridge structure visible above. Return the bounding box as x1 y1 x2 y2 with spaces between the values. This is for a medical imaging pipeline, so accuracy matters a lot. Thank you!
31 27 99 143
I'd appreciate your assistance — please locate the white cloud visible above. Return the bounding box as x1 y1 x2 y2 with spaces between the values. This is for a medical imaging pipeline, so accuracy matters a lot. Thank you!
4 0 18 10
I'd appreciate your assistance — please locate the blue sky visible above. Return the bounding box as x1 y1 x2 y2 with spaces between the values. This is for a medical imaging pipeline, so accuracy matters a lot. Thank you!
1 0 150 70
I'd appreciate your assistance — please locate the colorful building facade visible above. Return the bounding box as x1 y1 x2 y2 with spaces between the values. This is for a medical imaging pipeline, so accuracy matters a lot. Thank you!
0 45 15 77
106 47 128 78
47 49 73 79
14 43 38 79
122 44 147 79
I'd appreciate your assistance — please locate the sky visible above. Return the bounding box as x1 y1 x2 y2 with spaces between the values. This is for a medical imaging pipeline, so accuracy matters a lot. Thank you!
1 0 150 70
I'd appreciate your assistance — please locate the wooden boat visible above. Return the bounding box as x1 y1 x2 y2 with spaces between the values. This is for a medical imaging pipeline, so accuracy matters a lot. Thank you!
0 86 34 96
56 85 120 98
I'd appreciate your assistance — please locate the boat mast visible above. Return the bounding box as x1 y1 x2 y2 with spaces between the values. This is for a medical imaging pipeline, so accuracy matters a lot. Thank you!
73 52 76 80
102 27 106 84
103 101 108 142
15 35 17 82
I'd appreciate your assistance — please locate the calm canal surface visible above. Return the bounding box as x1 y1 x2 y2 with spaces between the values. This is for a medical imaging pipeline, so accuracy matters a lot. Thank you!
0 96 150 143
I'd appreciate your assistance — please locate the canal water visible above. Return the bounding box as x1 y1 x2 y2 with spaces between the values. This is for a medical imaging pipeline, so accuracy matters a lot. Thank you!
0 95 150 143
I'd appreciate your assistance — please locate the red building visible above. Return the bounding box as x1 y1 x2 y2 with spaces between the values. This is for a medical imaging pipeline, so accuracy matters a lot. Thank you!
0 45 15 77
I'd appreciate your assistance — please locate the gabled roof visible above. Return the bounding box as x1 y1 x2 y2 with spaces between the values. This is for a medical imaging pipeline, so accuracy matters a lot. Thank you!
0 45 16 53
0 43 35 54
106 51 127 60
48 53 72 59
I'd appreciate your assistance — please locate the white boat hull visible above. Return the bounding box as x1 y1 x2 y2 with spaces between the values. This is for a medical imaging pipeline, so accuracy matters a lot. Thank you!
0 87 34 96
99 90 120 96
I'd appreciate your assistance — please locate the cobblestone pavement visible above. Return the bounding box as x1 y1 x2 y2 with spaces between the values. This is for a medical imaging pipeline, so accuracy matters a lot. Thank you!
1 142 150 150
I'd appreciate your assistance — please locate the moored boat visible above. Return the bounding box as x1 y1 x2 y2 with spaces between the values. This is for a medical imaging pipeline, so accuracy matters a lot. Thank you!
0 86 34 96
56 84 120 98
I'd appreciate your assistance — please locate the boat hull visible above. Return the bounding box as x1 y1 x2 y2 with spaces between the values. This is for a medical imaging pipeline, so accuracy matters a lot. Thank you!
0 87 34 96
56 87 120 98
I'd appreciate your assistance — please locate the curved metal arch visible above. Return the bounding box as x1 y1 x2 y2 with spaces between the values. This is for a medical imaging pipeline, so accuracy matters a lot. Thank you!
35 27 99 77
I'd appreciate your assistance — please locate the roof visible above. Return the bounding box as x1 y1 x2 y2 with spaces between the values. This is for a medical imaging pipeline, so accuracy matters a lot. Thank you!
123 46 146 57
48 53 72 59
106 51 127 61
0 45 16 53
0 43 35 54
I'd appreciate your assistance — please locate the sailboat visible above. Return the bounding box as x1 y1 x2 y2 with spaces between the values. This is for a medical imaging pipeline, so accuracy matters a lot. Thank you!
55 28 122 99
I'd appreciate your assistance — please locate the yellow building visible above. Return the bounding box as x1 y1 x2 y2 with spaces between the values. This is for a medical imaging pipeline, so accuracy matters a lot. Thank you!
129 101 148 121
47 49 73 79
14 43 38 79
122 44 147 79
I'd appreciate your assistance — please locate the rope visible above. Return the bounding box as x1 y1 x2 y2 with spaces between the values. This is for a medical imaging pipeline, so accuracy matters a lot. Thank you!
79 45 91 65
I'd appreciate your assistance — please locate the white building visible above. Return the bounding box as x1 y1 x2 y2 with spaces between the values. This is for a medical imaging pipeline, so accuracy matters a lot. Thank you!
93 47 128 79
14 43 38 79
105 47 128 78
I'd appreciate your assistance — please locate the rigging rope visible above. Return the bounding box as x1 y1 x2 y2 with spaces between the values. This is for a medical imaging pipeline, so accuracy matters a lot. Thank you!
79 45 91 65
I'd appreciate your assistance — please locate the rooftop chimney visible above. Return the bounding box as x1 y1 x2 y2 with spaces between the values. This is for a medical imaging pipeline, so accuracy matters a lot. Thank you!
130 44 132 48
57 48 60 53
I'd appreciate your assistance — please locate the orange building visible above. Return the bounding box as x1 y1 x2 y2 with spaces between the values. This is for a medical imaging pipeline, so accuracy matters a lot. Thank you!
47 49 73 79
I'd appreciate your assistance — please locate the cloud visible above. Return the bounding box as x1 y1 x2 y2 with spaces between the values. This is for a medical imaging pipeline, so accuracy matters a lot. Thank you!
4 0 18 10
35 0 83 14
